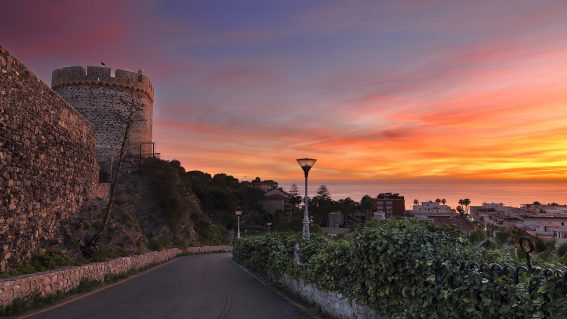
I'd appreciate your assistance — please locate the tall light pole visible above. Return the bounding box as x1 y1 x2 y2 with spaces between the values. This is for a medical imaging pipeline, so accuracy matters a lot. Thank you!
296 158 316 240
235 210 243 239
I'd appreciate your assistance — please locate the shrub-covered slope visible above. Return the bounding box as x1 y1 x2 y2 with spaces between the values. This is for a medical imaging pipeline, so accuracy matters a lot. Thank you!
51 158 229 259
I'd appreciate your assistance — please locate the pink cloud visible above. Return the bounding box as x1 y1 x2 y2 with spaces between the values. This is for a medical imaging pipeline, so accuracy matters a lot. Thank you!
203 66 279 88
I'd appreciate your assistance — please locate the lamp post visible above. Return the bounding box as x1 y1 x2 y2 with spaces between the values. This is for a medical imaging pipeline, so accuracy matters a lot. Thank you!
235 210 243 239
296 158 316 240
267 222 272 234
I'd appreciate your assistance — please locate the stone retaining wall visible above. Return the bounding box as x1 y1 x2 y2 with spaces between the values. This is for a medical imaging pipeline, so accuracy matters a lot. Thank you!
279 274 383 319
0 245 232 307
0 44 99 271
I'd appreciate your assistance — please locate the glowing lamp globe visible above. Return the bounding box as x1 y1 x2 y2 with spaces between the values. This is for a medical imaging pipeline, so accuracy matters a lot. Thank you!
296 158 316 176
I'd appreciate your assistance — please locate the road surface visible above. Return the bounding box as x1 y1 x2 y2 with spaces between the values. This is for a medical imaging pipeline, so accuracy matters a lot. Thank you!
25 253 315 319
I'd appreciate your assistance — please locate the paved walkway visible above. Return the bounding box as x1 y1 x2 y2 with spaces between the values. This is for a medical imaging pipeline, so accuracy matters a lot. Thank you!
24 253 315 319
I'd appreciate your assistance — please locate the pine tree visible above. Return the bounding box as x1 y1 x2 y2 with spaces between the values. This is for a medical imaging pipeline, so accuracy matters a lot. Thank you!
288 183 302 215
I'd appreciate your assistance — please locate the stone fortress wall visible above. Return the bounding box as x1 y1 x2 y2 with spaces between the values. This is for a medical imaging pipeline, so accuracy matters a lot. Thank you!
0 44 99 271
51 65 154 173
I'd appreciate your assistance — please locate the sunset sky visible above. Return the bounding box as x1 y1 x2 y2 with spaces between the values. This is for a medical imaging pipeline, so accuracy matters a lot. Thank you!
2 0 567 186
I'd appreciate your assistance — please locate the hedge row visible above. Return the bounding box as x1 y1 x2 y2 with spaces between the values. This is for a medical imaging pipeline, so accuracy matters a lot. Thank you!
233 220 567 319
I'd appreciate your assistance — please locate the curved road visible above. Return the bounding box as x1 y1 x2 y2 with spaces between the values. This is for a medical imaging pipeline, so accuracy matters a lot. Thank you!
24 253 315 319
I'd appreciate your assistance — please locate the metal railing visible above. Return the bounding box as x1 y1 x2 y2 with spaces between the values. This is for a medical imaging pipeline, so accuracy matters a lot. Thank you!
441 237 567 295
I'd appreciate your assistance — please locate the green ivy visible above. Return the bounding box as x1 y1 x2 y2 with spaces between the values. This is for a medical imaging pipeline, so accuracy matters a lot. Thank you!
233 220 567 318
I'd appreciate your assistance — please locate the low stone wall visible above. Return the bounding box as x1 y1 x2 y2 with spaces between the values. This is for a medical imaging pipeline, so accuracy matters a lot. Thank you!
0 245 232 307
279 274 383 319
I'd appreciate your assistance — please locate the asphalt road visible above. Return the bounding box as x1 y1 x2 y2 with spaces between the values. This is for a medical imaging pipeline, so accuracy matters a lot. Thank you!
25 253 314 319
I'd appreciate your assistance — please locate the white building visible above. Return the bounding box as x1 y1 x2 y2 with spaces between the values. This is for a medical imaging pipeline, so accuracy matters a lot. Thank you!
412 201 453 216
260 188 290 215
515 216 567 245
328 211 344 228
484 213 523 233
474 203 567 245
372 212 386 220
521 204 567 216
470 203 517 221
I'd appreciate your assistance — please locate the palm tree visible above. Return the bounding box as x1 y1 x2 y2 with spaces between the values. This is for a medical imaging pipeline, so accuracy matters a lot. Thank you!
463 198 471 216
413 199 419 206
456 205 465 218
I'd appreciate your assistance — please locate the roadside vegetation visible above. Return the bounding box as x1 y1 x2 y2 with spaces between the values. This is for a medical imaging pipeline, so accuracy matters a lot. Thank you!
0 252 88 278
468 228 567 267
1 158 235 277
234 220 567 318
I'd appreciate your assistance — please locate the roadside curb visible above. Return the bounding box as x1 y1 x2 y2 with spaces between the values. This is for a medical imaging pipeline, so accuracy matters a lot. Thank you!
231 260 323 319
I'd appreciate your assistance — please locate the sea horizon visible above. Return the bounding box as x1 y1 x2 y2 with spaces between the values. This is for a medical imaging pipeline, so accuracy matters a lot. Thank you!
279 180 567 210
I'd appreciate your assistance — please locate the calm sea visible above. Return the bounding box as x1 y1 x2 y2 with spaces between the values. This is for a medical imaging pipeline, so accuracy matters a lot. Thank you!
279 180 567 210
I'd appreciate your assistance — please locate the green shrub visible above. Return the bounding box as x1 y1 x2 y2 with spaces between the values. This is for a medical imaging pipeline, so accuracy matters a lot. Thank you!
148 239 169 251
468 229 488 244
0 252 83 278
558 243 567 257
481 249 502 263
90 247 128 262
0 278 102 316
234 220 567 319
197 223 229 245
495 231 511 245
142 158 188 231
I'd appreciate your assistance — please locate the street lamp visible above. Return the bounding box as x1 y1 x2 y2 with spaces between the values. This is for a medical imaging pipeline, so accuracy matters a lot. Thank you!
296 158 316 240
235 210 243 239
267 222 272 234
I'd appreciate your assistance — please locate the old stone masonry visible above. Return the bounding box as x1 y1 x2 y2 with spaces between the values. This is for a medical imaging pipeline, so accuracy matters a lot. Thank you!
52 64 154 174
0 43 154 271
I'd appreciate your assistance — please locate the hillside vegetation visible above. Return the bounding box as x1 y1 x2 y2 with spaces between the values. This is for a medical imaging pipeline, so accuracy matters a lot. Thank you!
46 158 231 262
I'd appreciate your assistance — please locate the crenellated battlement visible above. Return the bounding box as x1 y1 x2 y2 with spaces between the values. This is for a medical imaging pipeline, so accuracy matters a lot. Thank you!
51 64 155 173
51 66 154 101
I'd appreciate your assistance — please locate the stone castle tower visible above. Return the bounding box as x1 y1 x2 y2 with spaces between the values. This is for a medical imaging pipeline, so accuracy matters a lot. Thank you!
51 66 154 173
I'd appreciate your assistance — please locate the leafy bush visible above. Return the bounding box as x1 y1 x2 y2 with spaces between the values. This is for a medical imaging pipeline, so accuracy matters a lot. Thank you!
234 220 567 318
142 158 188 231
558 243 567 257
0 278 103 316
90 247 128 262
468 228 488 244
0 252 84 278
148 239 171 252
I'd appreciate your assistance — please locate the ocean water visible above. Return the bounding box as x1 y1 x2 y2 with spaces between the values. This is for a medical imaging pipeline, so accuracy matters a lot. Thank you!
280 180 567 209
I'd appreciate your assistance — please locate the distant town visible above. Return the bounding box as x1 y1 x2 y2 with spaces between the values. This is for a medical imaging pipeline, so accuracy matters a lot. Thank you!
251 177 567 244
